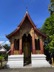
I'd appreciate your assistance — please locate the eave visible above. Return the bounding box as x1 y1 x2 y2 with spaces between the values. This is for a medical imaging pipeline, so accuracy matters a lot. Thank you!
6 11 46 39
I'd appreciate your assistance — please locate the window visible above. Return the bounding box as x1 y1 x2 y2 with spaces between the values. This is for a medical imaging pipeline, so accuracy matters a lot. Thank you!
35 39 40 50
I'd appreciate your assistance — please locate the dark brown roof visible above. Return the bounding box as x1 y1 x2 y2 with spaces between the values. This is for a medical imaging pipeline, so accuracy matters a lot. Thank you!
6 11 46 39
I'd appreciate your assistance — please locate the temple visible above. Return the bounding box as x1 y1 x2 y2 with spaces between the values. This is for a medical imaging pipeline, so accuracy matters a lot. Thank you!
6 11 51 68
6 11 46 55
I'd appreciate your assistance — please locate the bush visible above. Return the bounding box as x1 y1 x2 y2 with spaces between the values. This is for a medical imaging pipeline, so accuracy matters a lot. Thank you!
4 54 8 61
0 55 4 61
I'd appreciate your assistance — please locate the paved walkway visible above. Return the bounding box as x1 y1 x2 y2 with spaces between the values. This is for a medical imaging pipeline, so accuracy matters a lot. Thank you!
0 68 54 72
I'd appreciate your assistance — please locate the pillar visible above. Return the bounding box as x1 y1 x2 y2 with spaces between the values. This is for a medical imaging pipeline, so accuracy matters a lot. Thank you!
19 38 22 54
32 30 36 54
11 40 14 55
40 38 44 54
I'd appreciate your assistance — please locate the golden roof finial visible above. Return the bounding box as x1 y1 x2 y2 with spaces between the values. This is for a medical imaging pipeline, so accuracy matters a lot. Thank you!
26 6 28 13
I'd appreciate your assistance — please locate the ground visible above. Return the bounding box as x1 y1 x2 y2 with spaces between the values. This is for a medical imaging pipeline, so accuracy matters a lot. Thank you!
0 61 54 72
0 68 54 72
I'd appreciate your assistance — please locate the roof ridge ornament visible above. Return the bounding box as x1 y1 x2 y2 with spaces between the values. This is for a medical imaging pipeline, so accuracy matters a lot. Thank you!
26 6 28 14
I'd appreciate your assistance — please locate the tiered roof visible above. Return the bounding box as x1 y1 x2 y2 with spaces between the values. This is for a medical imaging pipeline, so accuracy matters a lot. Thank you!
6 11 46 39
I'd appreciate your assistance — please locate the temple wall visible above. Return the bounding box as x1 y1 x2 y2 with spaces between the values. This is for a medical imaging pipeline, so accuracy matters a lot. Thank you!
34 32 44 54
10 21 44 55
10 22 34 54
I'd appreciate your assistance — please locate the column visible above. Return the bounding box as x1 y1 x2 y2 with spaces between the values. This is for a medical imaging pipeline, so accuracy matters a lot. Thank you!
11 40 14 55
19 38 22 54
40 38 44 54
32 30 36 54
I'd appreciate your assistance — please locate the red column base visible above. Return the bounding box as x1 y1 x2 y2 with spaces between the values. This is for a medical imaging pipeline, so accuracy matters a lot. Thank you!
32 49 36 54
41 50 44 54
19 49 22 54
11 49 14 55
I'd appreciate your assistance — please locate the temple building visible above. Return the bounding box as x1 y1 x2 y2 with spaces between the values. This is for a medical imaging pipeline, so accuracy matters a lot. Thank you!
6 11 46 55
6 11 51 68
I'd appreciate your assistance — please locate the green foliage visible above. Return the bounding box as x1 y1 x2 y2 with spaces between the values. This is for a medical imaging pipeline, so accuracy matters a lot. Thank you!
3 44 10 51
41 14 54 53
3 54 8 61
0 55 4 60
41 14 54 35
0 44 9 61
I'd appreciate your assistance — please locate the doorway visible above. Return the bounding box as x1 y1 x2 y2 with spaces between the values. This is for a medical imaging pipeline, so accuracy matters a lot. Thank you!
22 34 32 66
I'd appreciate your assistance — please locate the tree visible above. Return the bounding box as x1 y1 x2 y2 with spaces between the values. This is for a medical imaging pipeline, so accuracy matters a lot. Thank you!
3 44 10 61
41 14 54 53
0 55 4 68
3 44 10 51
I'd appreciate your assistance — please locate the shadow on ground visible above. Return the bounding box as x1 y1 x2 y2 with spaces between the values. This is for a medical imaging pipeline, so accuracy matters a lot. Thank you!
0 68 54 72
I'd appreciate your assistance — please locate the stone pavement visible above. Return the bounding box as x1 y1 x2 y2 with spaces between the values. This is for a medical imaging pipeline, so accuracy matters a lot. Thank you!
0 68 54 72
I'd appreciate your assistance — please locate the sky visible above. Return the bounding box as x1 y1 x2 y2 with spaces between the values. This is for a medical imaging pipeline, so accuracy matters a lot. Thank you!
0 0 50 45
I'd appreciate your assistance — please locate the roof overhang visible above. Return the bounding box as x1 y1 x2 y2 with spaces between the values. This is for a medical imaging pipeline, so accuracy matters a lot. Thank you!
6 12 47 39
